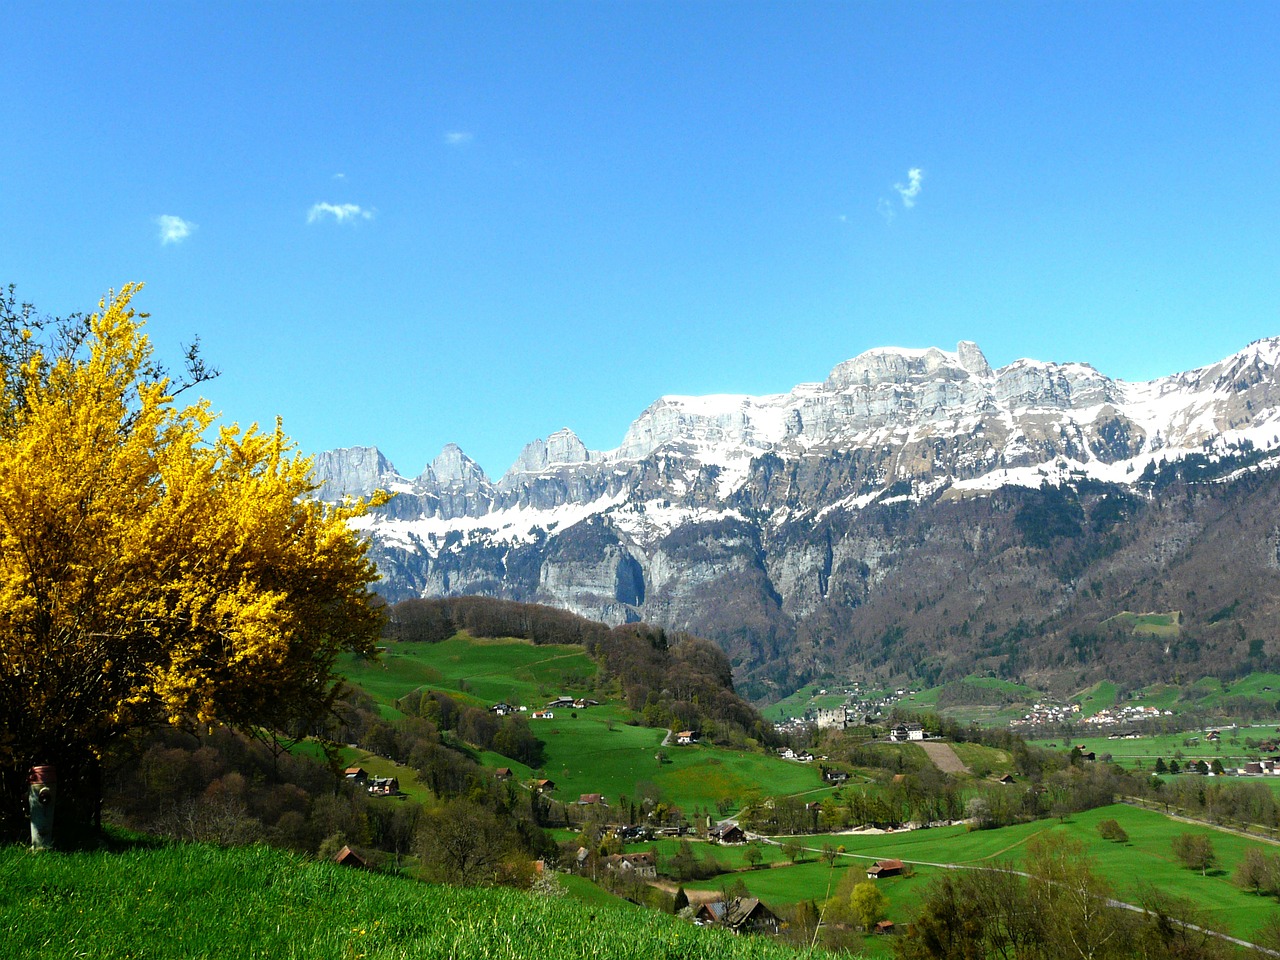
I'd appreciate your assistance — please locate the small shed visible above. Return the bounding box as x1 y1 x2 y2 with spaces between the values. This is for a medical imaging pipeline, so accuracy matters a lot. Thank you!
867 858 904 879
334 845 368 869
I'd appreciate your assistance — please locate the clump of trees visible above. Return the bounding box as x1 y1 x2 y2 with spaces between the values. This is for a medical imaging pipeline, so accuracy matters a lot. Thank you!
1095 818 1129 843
895 835 1230 960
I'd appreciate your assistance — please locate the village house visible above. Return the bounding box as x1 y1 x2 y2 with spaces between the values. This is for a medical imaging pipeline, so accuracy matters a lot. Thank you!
577 793 607 806
489 702 514 716
866 858 905 879
367 776 399 797
493 767 512 781
343 767 368 784
532 778 556 793
696 897 781 935
820 766 850 784
676 731 698 745
889 723 925 742
709 820 746 844
602 851 657 879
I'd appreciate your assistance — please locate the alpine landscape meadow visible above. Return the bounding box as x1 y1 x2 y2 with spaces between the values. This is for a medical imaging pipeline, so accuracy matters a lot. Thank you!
4 4 1280 960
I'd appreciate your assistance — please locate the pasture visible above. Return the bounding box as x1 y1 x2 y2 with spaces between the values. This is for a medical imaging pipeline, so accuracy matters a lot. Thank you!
676 803 1280 944
1031 725 1280 771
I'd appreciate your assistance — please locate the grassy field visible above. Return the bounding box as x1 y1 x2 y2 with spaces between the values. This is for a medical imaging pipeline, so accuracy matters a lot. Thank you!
0 841 834 959
1103 610 1182 637
674 803 1280 945
761 684 851 723
534 714 830 813
1029 725 1280 771
339 633 598 710
1072 680 1119 717
339 632 831 816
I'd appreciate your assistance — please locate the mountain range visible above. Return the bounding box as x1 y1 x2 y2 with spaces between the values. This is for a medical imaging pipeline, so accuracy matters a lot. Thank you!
314 338 1280 699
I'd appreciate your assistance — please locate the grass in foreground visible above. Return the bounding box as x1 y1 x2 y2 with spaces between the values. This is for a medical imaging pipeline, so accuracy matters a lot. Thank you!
0 840 833 960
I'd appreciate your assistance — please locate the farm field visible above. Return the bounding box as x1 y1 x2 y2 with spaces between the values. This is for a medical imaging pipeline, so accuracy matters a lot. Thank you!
0 841 826 960
676 803 1280 945
1030 725 1280 771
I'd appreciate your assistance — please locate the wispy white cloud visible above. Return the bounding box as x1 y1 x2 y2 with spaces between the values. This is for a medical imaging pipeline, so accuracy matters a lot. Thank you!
156 214 195 245
894 167 924 208
332 172 346 180
877 198 896 224
307 202 374 225
444 131 474 147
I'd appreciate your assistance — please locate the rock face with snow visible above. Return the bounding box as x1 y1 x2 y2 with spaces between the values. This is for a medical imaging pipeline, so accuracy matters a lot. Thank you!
315 338 1280 693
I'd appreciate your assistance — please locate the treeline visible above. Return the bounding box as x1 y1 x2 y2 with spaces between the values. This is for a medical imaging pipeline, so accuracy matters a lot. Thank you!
393 688 545 768
1142 775 1280 831
384 596 608 646
587 623 779 748
104 687 558 884
107 725 378 853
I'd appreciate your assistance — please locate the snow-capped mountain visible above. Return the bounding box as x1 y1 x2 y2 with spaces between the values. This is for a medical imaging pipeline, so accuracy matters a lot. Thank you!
316 338 1280 693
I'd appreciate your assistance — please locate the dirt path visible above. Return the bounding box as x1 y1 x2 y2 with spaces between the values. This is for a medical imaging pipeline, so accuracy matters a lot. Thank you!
919 740 970 774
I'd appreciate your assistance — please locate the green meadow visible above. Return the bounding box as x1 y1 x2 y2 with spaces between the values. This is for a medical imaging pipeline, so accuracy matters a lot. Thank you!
1103 610 1182 637
0 841 833 960
339 633 598 711
673 803 1280 944
339 632 830 815
1030 725 1280 771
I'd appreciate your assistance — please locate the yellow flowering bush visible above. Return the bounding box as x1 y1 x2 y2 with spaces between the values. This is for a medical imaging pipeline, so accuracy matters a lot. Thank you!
0 285 384 838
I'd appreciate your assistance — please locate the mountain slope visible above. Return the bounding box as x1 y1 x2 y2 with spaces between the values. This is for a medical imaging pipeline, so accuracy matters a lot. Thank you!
315 338 1280 695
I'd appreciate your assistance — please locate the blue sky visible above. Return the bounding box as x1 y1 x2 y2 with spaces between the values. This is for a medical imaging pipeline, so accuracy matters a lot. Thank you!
3 2 1277 479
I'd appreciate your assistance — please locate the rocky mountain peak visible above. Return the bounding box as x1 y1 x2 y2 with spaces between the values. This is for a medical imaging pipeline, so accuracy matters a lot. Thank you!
957 340 993 378
506 428 591 476
824 343 978 391
308 445 400 500
421 443 491 490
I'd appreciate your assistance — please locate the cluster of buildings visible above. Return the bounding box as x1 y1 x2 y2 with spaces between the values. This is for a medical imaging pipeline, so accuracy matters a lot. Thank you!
1010 702 1081 727
774 684 919 735
1081 704 1172 726
343 767 400 796
1011 701 1175 729
490 696 601 719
